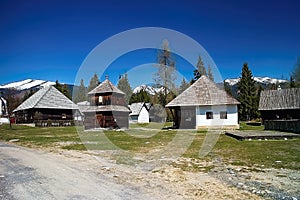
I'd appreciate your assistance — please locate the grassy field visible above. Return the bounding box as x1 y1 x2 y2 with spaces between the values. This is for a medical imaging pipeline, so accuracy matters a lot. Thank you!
0 123 299 170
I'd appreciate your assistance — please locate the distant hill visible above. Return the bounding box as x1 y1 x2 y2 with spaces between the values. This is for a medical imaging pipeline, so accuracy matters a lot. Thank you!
0 79 78 99
133 84 164 95
132 76 289 97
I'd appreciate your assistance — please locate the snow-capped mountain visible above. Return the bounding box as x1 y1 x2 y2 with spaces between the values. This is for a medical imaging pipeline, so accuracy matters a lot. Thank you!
133 84 164 95
0 79 55 90
224 77 288 86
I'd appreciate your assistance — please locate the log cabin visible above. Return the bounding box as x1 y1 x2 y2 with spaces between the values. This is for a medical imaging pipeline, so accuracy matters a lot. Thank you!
259 88 300 133
13 86 79 126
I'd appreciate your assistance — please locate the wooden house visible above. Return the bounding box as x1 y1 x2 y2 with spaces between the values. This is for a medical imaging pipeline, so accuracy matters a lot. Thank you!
13 86 79 126
129 102 151 123
83 76 130 129
259 88 300 133
166 76 240 129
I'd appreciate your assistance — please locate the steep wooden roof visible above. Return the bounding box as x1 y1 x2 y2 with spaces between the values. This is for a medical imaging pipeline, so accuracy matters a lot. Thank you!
259 88 300 110
13 86 78 112
88 79 125 95
166 76 240 107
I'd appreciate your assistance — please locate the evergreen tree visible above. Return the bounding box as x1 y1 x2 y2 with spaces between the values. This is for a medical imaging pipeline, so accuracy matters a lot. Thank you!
223 81 233 97
54 80 71 99
129 89 150 104
292 56 300 87
207 65 214 82
88 73 100 92
62 84 71 99
117 74 132 104
178 78 190 94
193 55 206 82
74 79 87 103
290 75 296 88
153 40 176 106
237 63 259 121
55 80 62 91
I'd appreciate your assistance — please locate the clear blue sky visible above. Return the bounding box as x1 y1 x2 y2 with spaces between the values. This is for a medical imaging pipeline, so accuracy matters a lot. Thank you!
1 0 299 87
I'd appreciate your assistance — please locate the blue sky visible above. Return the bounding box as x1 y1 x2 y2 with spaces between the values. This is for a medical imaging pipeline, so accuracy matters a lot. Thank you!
0 0 299 87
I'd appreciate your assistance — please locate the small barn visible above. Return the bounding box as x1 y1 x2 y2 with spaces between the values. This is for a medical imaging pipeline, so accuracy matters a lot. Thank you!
129 102 151 123
259 88 300 133
13 86 79 126
83 76 130 129
166 76 240 129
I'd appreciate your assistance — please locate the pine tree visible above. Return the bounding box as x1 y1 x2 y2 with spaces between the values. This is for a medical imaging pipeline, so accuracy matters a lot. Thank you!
223 81 233 97
74 79 87 103
237 63 259 121
117 73 132 104
207 65 214 82
62 84 71 99
88 73 100 92
129 89 150 104
193 55 206 82
178 78 190 94
153 40 177 106
54 80 71 99
290 75 296 88
292 56 300 87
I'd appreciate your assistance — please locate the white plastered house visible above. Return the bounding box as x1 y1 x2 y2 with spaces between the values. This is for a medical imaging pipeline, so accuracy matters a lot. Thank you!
129 102 150 123
166 76 240 129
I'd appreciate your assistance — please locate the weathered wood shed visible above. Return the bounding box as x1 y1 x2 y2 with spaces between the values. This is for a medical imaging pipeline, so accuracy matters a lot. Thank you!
259 88 300 133
13 86 79 125
83 76 130 129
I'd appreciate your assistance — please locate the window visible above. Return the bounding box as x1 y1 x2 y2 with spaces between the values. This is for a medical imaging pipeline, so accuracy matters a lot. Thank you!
220 111 227 119
98 96 103 105
206 111 213 119
62 113 67 119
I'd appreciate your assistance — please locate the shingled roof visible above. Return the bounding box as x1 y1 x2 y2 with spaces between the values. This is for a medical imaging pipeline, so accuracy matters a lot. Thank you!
129 102 149 116
166 76 240 107
259 88 300 110
13 86 78 112
88 78 125 95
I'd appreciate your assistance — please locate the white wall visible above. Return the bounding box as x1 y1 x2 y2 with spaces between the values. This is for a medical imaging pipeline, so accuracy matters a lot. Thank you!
196 105 238 127
138 106 150 123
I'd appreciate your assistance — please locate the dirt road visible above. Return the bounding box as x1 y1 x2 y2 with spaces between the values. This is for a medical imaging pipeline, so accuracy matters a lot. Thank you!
3 141 295 200
0 142 157 200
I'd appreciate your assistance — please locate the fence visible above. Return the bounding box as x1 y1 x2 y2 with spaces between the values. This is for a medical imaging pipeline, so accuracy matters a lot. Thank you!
264 119 300 133
35 120 75 127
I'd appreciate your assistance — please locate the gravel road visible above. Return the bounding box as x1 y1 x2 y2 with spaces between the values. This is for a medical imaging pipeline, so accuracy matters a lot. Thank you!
0 142 154 200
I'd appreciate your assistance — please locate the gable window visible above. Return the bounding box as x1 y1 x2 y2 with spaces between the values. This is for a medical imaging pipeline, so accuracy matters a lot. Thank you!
220 111 227 119
206 111 213 119
98 96 103 105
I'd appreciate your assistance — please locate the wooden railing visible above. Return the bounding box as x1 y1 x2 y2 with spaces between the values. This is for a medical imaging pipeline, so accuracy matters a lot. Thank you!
264 119 300 133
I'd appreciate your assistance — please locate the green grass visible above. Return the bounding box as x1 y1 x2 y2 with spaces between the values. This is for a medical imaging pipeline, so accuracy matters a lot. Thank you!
239 121 264 131
1 123 299 171
129 122 173 129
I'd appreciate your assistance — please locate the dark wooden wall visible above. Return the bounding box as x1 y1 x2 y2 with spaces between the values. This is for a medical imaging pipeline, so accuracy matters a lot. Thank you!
15 108 74 124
